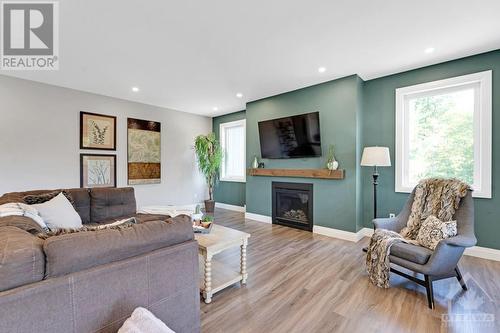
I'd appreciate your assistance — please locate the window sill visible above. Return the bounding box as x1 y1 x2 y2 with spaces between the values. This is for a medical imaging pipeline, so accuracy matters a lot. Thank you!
220 178 246 183
396 185 490 199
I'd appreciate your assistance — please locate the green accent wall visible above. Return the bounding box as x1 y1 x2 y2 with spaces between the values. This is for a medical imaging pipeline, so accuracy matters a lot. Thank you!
246 75 364 232
362 50 500 249
213 110 246 207
213 49 500 250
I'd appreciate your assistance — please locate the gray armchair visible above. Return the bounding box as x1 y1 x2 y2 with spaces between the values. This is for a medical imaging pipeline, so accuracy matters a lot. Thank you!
374 189 476 309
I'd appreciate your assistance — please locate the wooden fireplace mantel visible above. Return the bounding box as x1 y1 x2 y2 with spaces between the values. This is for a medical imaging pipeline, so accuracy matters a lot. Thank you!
247 168 344 180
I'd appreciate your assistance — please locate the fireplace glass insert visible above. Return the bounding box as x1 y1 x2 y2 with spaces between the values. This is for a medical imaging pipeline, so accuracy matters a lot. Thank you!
272 182 313 231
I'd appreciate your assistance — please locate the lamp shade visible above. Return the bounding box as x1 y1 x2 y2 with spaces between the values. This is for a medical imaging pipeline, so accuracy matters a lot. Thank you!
360 147 391 167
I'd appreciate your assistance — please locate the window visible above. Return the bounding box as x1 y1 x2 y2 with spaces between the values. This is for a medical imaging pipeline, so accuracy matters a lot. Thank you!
395 71 492 198
220 119 246 182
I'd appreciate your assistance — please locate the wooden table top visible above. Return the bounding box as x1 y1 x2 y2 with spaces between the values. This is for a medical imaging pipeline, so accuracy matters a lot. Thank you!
195 224 250 253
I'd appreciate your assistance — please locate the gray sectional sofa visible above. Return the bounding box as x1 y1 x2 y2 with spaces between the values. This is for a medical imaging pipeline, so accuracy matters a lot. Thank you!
0 187 200 333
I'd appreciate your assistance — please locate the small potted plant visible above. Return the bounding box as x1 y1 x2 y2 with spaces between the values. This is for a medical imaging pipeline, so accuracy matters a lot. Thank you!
326 144 339 171
191 204 204 222
194 133 222 213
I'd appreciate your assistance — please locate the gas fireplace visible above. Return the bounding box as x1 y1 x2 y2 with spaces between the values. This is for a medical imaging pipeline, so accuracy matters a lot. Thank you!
272 182 313 231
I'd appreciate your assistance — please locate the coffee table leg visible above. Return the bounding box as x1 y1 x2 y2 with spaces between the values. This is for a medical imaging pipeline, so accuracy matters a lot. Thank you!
203 253 213 303
240 239 248 285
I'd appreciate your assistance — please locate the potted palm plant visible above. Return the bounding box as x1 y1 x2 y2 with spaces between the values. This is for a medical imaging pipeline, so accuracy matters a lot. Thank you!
194 133 222 213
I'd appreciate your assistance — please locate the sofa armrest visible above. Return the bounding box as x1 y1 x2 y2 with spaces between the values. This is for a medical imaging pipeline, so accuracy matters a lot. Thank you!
424 241 466 276
0 226 45 291
373 216 406 232
0 215 45 234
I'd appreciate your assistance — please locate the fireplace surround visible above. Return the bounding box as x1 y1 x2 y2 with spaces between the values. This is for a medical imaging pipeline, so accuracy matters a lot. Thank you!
272 182 313 231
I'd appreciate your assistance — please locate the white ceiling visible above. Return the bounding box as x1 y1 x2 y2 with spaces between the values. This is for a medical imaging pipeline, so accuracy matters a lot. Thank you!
5 0 500 116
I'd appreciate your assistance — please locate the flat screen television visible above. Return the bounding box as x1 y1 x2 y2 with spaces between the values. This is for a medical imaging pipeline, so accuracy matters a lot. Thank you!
258 112 321 159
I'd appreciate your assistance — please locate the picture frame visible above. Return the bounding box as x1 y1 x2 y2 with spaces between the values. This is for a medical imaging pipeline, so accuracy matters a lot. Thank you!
127 118 161 185
80 154 117 188
80 111 117 150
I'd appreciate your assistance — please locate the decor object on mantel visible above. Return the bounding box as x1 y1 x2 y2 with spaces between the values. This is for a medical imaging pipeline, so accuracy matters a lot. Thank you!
194 133 223 213
325 144 339 171
248 168 344 179
252 155 259 168
360 146 391 221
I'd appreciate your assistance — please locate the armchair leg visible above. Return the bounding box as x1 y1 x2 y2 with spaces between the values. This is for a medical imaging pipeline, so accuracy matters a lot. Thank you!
424 275 435 309
455 266 467 291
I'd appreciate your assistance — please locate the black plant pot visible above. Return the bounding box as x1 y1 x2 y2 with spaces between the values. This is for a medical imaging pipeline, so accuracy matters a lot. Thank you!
204 200 215 213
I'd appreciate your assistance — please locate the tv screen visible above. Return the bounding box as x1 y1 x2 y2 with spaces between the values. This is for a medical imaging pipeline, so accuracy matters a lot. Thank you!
258 112 321 159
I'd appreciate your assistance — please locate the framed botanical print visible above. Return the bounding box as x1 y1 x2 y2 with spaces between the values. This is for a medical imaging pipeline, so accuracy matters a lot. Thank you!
127 118 161 184
80 111 116 150
80 154 116 188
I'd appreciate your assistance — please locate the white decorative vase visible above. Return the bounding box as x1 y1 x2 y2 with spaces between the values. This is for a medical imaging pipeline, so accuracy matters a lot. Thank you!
252 156 259 169
327 160 339 171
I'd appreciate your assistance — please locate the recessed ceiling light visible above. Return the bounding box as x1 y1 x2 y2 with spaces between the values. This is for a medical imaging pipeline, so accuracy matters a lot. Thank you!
212 106 219 111
318 67 326 73
236 93 243 98
424 47 435 54
131 87 140 92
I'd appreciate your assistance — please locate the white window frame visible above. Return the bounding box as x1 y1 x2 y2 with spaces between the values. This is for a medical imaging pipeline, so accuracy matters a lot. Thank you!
395 70 492 198
219 119 246 182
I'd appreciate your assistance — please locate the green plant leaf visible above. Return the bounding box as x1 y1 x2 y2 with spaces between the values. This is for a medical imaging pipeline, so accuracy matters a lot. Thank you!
194 133 223 200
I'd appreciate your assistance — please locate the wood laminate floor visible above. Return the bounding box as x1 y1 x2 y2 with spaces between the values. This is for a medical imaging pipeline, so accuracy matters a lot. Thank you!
200 209 500 333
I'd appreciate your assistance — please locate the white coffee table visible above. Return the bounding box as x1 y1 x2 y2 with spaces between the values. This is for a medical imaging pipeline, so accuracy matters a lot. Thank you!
195 224 250 304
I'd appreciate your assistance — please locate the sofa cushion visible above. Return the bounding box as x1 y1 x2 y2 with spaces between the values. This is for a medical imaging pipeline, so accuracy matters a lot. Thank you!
43 215 194 278
390 242 433 265
0 226 45 291
0 188 91 224
66 188 91 224
90 187 136 223
32 193 83 230
23 190 76 207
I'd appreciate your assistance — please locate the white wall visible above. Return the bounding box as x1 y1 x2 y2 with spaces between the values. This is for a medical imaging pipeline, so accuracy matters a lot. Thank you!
0 75 211 207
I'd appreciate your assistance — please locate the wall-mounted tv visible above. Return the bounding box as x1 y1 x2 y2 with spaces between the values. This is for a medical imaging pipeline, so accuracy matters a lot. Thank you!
258 112 321 159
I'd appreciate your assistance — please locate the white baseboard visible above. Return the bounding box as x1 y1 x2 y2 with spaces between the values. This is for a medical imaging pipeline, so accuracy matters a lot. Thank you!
464 246 500 262
215 202 246 212
357 227 500 262
240 214 500 262
358 227 374 239
244 212 272 223
313 225 360 242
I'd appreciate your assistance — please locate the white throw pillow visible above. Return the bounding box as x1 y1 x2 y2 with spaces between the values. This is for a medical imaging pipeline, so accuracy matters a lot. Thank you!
32 192 82 230
118 307 175 333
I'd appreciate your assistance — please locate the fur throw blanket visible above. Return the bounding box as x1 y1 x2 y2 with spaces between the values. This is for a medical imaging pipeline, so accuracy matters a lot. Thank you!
400 178 470 240
366 178 470 288
36 217 137 239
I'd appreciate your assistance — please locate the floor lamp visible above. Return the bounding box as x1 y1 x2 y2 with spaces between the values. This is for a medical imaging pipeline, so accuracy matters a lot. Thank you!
361 147 391 226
